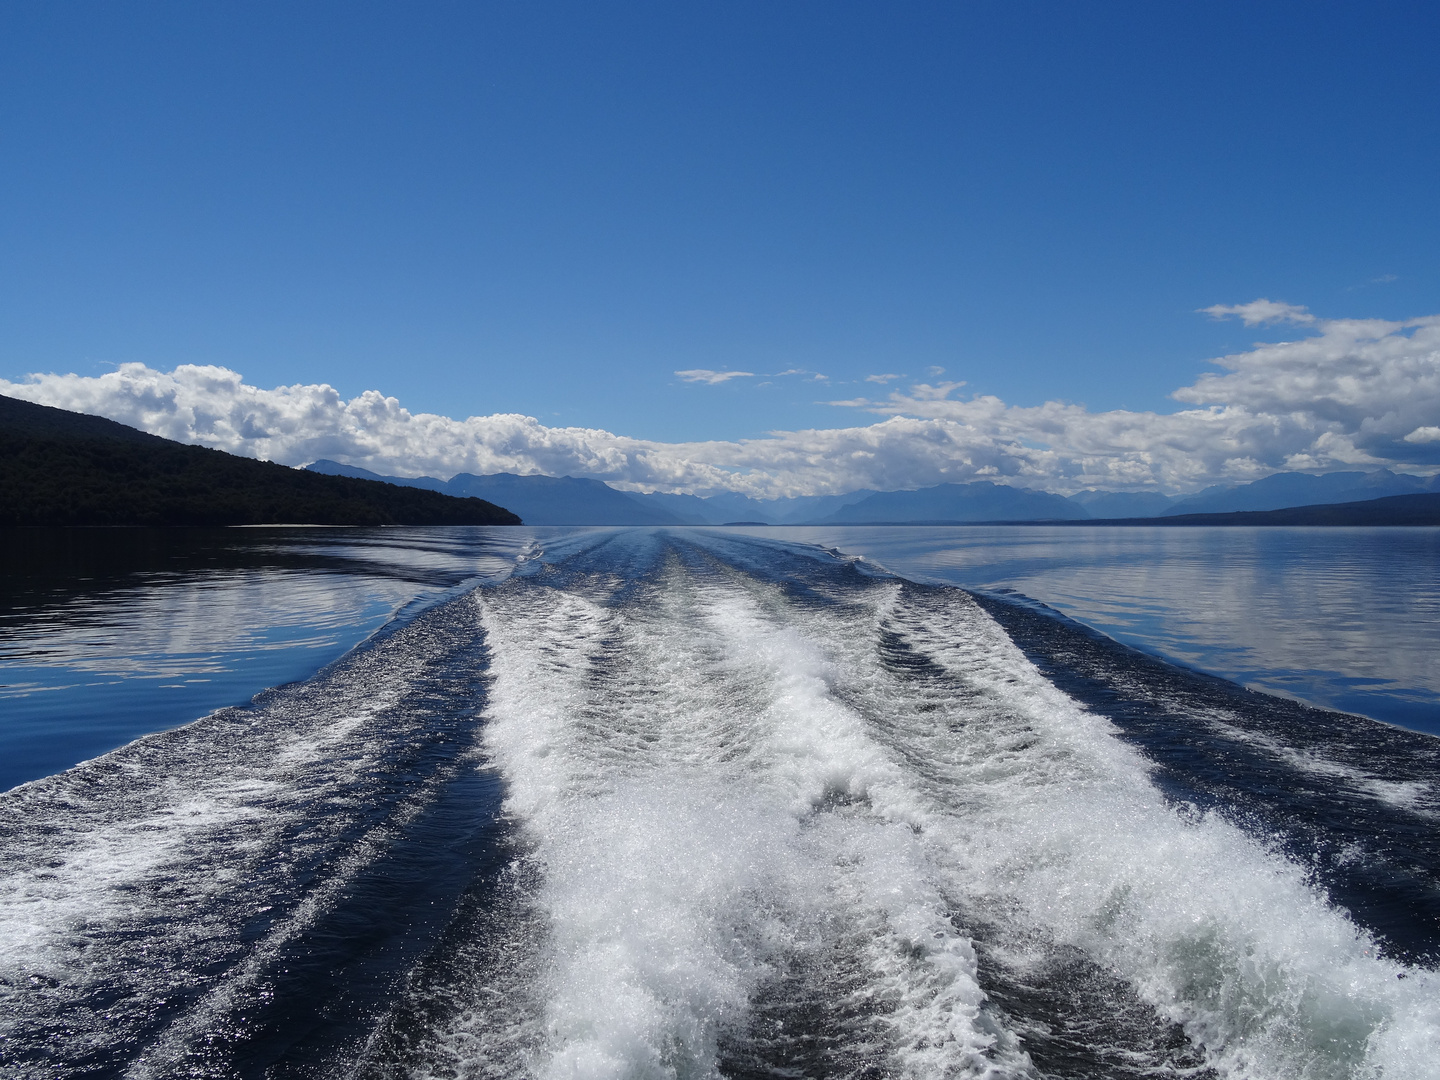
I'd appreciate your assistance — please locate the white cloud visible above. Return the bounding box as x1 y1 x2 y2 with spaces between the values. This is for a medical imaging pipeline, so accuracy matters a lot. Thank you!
4 301 1437 497
1200 299 1316 326
832 307 1440 488
771 367 828 381
865 373 902 384
675 369 755 384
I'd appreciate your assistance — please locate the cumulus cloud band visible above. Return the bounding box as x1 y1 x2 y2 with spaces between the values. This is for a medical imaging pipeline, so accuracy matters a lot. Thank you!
4 302 1438 496
1200 299 1316 326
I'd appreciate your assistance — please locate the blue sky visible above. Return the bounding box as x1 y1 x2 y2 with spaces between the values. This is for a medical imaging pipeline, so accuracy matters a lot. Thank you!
2 2 1439 494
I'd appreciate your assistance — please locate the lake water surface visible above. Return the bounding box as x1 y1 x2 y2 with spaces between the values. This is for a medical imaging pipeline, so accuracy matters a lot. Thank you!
3 524 1436 791
2 525 1437 1079
0 527 532 790
782 525 1440 734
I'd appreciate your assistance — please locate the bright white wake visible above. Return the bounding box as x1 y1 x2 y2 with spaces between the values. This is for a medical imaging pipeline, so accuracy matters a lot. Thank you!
4 530 1434 1080
407 535 1439 1080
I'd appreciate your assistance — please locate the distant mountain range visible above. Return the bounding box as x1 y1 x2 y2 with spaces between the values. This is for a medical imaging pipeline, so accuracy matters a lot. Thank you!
305 459 1440 525
1083 492 1440 528
5 391 1435 528
0 395 521 526
306 460 882 525
1159 469 1435 515
808 482 1088 524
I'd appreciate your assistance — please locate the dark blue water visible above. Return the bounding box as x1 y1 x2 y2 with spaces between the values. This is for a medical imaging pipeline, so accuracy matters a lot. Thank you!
1 526 1437 1079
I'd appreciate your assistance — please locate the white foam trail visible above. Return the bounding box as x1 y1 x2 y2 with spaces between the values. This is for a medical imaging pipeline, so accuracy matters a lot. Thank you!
840 583 1440 1079
452 539 1440 1080
18 532 1427 1078
464 564 1026 1080
1199 710 1438 817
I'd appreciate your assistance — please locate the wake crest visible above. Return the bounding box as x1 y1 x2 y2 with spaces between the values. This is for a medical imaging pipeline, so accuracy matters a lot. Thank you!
381 532 1439 1080
2 530 1435 1079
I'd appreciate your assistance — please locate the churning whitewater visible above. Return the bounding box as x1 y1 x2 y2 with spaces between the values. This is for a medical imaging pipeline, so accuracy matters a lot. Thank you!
2 530 1437 1080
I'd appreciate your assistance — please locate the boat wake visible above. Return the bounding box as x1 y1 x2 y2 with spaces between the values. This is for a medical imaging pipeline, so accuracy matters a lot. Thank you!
2 530 1436 1079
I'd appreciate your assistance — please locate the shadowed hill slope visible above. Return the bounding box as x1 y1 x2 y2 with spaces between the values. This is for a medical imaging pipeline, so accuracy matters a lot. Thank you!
0 395 521 526
1071 492 1440 527
1161 469 1435 516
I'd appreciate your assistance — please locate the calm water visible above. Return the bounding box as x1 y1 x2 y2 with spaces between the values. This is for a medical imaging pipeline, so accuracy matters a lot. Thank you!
0 527 535 790
2 526 1437 1079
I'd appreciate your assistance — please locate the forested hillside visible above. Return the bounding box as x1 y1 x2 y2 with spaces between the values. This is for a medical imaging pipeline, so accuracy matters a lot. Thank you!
0 395 521 526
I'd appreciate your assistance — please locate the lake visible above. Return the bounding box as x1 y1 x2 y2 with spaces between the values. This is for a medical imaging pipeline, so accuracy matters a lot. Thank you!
1 525 1436 1078
781 524 1440 733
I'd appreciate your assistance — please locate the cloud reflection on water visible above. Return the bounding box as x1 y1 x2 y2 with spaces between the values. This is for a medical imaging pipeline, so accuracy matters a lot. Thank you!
778 525 1440 734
